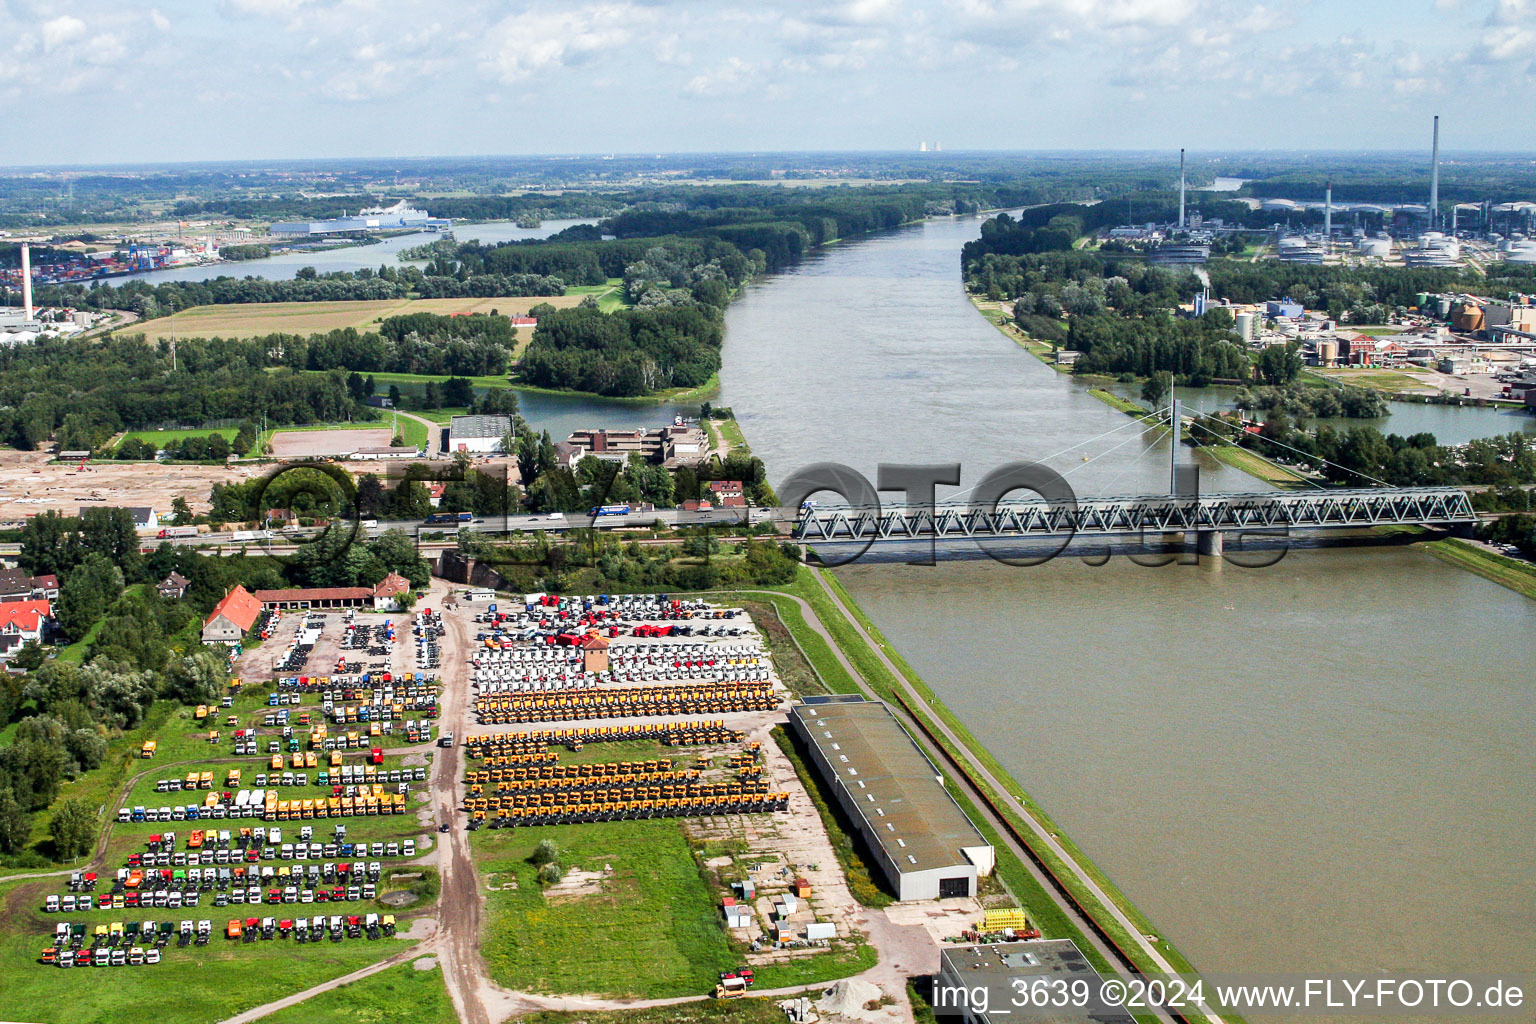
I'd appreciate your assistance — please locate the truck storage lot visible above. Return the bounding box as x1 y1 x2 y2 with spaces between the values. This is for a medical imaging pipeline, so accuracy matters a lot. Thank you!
451 597 881 999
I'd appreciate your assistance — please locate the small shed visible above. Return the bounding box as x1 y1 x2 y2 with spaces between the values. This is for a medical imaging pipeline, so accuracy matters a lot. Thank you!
580 633 610 674
793 876 812 899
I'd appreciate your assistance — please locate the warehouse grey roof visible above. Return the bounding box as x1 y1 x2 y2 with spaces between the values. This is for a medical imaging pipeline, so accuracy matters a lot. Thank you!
790 696 989 875
939 940 1136 1024
448 414 513 440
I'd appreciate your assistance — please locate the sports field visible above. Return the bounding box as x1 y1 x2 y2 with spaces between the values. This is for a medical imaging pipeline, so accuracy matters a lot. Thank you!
126 296 585 343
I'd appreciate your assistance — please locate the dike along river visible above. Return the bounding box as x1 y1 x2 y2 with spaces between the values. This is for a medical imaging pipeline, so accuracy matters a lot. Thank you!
715 215 1536 1017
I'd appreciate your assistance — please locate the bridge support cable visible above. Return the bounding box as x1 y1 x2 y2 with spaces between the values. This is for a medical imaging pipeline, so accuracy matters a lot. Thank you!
1183 418 1326 491
1091 423 1174 498
942 407 1170 505
1058 416 1175 482
1185 416 1398 489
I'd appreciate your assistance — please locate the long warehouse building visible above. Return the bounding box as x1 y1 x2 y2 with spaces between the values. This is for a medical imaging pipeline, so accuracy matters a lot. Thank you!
790 694 994 901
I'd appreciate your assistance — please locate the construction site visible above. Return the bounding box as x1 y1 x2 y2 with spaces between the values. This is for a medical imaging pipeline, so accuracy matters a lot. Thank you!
0 448 258 524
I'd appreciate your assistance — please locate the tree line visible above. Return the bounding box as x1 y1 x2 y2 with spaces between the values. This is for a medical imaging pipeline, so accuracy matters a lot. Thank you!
9 264 565 321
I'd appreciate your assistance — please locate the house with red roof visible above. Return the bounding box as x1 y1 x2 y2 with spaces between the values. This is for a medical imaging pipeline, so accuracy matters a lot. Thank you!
706 480 746 508
0 600 53 656
201 585 263 645
372 572 412 611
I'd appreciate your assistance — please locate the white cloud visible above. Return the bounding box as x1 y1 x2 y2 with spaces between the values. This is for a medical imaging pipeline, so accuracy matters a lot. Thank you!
223 0 318 17
686 56 759 96
479 3 654 84
150 9 172 31
42 15 88 52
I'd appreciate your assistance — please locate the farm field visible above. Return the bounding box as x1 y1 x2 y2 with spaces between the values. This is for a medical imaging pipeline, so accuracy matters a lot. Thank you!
125 296 584 344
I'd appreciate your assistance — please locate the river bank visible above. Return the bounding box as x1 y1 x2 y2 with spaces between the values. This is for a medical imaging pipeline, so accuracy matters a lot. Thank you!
715 569 1223 1024
712 211 1536 1018
708 388 1221 1015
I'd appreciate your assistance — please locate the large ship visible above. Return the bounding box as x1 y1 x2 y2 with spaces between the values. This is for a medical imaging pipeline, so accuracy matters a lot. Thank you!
270 199 451 238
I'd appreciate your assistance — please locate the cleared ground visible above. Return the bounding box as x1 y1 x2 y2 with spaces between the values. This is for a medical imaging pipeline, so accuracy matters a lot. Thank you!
126 296 586 343
269 427 396 458
0 449 257 522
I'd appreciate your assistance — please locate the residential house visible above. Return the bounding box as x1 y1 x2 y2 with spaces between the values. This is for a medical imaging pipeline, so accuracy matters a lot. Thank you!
0 600 52 655
201 585 263 645
372 572 412 611
706 480 746 508
0 569 58 605
157 572 190 600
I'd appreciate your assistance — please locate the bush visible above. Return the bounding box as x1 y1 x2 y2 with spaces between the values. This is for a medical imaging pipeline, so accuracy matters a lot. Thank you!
537 862 566 886
530 839 561 866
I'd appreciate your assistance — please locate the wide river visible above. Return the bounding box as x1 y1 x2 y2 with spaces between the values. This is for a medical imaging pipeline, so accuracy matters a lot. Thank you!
716 216 1536 1011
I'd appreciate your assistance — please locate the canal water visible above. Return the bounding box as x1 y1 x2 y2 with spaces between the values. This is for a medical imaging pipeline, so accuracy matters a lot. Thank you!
717 215 1536 1011
1102 381 1536 447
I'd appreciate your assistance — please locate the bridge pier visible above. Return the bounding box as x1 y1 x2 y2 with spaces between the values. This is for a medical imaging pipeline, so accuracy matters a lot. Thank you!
1197 530 1224 559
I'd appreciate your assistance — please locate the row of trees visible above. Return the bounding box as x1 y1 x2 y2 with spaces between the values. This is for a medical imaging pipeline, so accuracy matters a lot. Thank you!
1194 413 1536 489
15 264 565 320
115 430 247 462
0 310 518 450
1232 383 1389 420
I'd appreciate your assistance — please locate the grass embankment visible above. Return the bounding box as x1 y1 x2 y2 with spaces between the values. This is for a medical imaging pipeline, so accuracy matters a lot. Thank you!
1424 537 1536 600
564 278 629 312
473 816 873 999
258 958 458 1024
969 296 1061 366
1202 444 1313 490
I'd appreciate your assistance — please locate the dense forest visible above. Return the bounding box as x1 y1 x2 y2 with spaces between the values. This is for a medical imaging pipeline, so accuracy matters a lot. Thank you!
0 311 514 450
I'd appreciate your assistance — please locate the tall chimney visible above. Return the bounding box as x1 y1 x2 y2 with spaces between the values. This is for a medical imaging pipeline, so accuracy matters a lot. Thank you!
1178 148 1186 231
1430 114 1440 230
20 243 32 322
1324 180 1332 249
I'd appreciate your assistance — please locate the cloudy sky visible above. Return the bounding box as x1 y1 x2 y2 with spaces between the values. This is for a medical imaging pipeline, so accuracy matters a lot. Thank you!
2 0 1534 165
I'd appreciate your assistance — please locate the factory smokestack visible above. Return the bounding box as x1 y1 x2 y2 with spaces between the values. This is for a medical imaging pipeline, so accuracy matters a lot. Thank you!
1430 114 1440 230
1178 148 1186 231
1324 180 1332 250
20 243 32 322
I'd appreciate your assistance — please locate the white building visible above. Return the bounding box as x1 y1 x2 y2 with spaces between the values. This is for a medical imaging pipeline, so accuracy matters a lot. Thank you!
349 446 419 461
448 414 513 454
372 572 412 611
789 695 994 901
